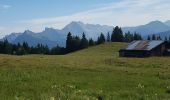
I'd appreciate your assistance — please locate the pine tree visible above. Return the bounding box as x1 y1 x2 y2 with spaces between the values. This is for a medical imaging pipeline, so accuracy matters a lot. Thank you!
152 34 156 40
0 41 4 53
157 35 162 40
3 39 12 54
165 36 168 41
118 27 124 42
124 31 134 42
12 44 18 55
111 26 124 42
133 32 142 40
23 42 29 54
16 47 26 55
147 36 151 40
43 45 50 54
100 33 106 43
50 45 61 55
111 27 117 42
80 33 89 49
66 32 73 53
89 38 95 46
107 32 111 42
30 46 36 54
97 33 106 44
72 36 81 51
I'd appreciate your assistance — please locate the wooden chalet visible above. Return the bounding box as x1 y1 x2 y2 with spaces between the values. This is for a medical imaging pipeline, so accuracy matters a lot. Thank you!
119 40 167 57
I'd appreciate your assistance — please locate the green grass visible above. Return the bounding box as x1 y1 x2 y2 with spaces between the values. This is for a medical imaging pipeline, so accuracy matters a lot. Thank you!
1 42 170 100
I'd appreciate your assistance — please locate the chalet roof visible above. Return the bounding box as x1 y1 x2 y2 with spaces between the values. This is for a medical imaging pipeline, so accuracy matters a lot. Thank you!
122 40 165 51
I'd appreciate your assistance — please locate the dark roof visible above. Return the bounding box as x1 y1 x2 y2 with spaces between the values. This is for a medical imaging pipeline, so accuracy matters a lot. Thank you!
121 40 165 51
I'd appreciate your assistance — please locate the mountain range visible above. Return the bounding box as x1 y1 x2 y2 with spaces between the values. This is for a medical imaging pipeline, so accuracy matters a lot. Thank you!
2 21 113 47
2 20 170 47
123 21 170 36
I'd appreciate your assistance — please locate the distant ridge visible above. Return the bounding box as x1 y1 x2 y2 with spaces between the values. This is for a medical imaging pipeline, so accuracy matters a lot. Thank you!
122 20 170 36
2 20 170 47
2 21 113 47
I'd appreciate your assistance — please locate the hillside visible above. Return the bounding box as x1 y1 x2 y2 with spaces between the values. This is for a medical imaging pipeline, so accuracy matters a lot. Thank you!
1 43 170 99
69 42 126 57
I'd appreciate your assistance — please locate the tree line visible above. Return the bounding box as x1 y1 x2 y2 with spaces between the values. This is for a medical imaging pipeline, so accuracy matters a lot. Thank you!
0 26 142 55
147 34 170 51
65 26 142 53
147 34 170 42
147 34 162 40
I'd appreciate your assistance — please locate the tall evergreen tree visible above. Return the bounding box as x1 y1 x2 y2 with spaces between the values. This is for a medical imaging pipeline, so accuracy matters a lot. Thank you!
12 44 18 55
165 36 168 41
152 34 156 40
124 31 134 42
0 41 4 53
157 35 162 40
147 36 151 40
42 45 50 54
23 42 29 54
66 32 73 53
107 32 111 42
97 33 106 44
100 33 106 42
89 38 95 46
3 39 12 54
80 33 89 49
72 36 81 51
133 32 142 40
111 26 124 42
16 47 26 55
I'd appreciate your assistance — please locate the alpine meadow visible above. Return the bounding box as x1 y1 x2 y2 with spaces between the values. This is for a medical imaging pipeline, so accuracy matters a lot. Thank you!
1 43 170 99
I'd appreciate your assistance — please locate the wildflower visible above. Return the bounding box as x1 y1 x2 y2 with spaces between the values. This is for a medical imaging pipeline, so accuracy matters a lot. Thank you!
77 90 82 93
99 90 103 93
69 85 75 89
137 83 145 88
51 85 57 89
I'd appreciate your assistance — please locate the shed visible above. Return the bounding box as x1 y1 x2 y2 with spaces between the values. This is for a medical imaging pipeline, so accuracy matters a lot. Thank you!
119 40 166 57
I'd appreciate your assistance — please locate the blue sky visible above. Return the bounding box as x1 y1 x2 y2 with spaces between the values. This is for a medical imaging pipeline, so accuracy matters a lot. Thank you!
0 0 116 22
0 0 170 37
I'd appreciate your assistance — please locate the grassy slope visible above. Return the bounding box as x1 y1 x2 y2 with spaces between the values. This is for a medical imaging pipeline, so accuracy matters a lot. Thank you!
0 43 170 100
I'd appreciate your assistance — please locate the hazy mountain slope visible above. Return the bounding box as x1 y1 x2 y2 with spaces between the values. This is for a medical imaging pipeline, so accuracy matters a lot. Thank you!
62 21 113 39
123 21 170 36
13 31 59 48
2 21 113 47
34 28 66 46
165 20 170 27
155 30 170 40
2 33 22 42
2 20 170 47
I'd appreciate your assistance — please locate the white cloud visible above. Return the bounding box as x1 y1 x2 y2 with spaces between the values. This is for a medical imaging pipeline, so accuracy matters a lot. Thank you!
21 0 170 28
1 0 170 37
2 5 11 9
0 4 11 10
